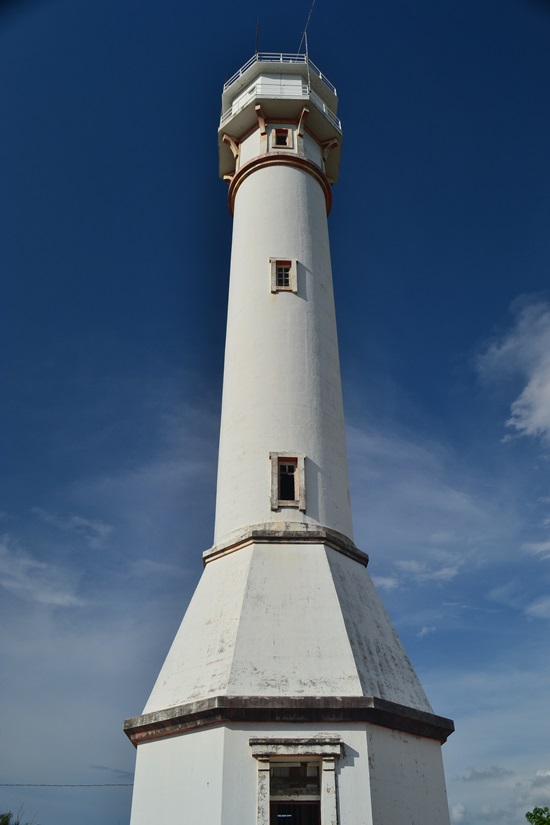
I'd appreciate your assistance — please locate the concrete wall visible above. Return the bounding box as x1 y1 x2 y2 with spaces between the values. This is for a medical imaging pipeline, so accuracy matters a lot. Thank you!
367 725 451 825
129 723 450 825
129 726 224 824
142 544 432 714
214 161 353 545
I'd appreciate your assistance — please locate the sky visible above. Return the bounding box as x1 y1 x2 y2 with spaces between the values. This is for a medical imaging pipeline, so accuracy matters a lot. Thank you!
0 0 549 823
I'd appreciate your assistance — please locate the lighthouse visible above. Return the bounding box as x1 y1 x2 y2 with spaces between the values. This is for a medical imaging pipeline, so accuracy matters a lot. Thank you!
124 53 454 825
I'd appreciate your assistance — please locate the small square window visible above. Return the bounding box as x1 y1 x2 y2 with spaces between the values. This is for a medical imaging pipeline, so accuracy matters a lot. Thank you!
270 259 297 293
270 453 306 512
273 128 290 148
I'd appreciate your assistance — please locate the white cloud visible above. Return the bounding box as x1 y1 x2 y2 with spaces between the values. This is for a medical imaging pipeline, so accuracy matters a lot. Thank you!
522 541 550 560
458 765 514 782
32 507 113 549
451 803 467 823
477 298 550 442
395 558 461 583
525 596 550 619
130 558 187 578
417 625 436 639
479 805 508 821
371 575 399 591
0 536 84 607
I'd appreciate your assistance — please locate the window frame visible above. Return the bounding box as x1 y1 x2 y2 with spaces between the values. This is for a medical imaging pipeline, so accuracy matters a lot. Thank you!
272 127 292 149
269 452 306 512
270 258 297 294
250 738 341 825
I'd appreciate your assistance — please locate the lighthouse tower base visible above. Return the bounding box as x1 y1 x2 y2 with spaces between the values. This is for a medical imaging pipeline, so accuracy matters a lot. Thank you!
128 722 451 825
125 539 453 825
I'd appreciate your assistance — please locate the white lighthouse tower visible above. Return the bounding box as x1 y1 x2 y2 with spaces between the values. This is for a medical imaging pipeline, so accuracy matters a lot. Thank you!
125 53 454 825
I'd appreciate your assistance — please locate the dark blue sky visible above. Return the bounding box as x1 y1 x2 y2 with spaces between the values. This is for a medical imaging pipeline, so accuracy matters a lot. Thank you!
1 1 549 824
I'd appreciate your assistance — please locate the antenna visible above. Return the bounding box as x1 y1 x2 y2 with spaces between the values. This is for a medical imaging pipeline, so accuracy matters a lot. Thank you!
255 18 260 54
297 0 317 56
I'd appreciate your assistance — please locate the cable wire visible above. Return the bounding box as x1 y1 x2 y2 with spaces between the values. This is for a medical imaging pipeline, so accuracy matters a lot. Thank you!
0 783 132 788
297 0 317 55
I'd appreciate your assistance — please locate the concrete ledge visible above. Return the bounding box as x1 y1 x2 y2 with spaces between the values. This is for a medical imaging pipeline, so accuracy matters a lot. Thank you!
124 695 454 747
203 523 369 567
250 736 343 758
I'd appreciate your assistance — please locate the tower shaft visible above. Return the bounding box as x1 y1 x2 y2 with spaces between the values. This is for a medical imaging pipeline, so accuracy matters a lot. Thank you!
215 158 352 544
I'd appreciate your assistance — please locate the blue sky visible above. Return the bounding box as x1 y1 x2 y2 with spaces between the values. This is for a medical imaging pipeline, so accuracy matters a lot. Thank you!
1 0 549 823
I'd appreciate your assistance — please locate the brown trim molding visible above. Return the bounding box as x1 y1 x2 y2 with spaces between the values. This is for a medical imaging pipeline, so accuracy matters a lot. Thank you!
228 154 332 215
124 695 454 747
202 524 369 567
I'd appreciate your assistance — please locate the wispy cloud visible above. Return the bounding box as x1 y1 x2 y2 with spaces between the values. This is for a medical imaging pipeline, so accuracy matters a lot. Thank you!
525 596 550 619
89 764 134 782
533 770 550 787
0 537 84 607
395 557 461 583
417 625 436 639
130 558 187 578
451 803 468 823
477 298 550 442
522 541 550 560
457 765 515 782
371 575 399 591
32 507 112 549
347 423 503 570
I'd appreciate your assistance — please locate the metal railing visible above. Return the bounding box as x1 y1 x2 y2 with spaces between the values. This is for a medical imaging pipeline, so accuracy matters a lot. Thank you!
219 83 341 132
223 53 337 96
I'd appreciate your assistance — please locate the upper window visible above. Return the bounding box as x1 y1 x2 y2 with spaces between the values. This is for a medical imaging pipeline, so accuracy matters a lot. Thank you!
276 262 291 289
273 128 291 148
278 460 297 502
270 258 297 293
270 453 306 512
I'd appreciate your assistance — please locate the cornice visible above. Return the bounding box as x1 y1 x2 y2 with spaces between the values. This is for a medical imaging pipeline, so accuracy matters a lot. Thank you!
124 695 455 747
203 523 368 567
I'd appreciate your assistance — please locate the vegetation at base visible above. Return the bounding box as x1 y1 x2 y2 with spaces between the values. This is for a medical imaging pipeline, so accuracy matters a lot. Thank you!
0 813 34 825
526 807 550 824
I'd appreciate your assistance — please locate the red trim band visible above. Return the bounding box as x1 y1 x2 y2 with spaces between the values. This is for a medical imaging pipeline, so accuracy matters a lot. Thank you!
228 154 333 215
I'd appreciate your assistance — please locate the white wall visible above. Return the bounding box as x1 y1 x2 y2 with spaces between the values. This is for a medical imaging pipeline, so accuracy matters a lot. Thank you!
214 162 353 545
367 725 451 825
142 544 433 715
129 726 224 825
129 723 450 825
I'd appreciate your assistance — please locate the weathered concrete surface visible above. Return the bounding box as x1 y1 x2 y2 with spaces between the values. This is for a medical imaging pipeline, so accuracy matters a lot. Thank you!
139 543 434 716
214 161 353 545
125 695 454 747
128 722 451 825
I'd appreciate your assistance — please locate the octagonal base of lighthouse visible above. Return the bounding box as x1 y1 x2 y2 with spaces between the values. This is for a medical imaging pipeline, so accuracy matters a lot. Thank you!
128 722 451 825
125 536 453 825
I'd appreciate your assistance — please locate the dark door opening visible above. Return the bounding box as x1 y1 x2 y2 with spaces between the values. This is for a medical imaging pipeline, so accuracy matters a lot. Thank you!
270 802 321 825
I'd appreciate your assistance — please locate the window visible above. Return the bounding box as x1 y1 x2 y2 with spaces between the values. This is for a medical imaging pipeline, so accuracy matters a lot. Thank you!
270 453 306 512
270 258 297 293
250 738 341 825
270 763 321 825
278 461 296 501
276 262 291 289
273 128 291 148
